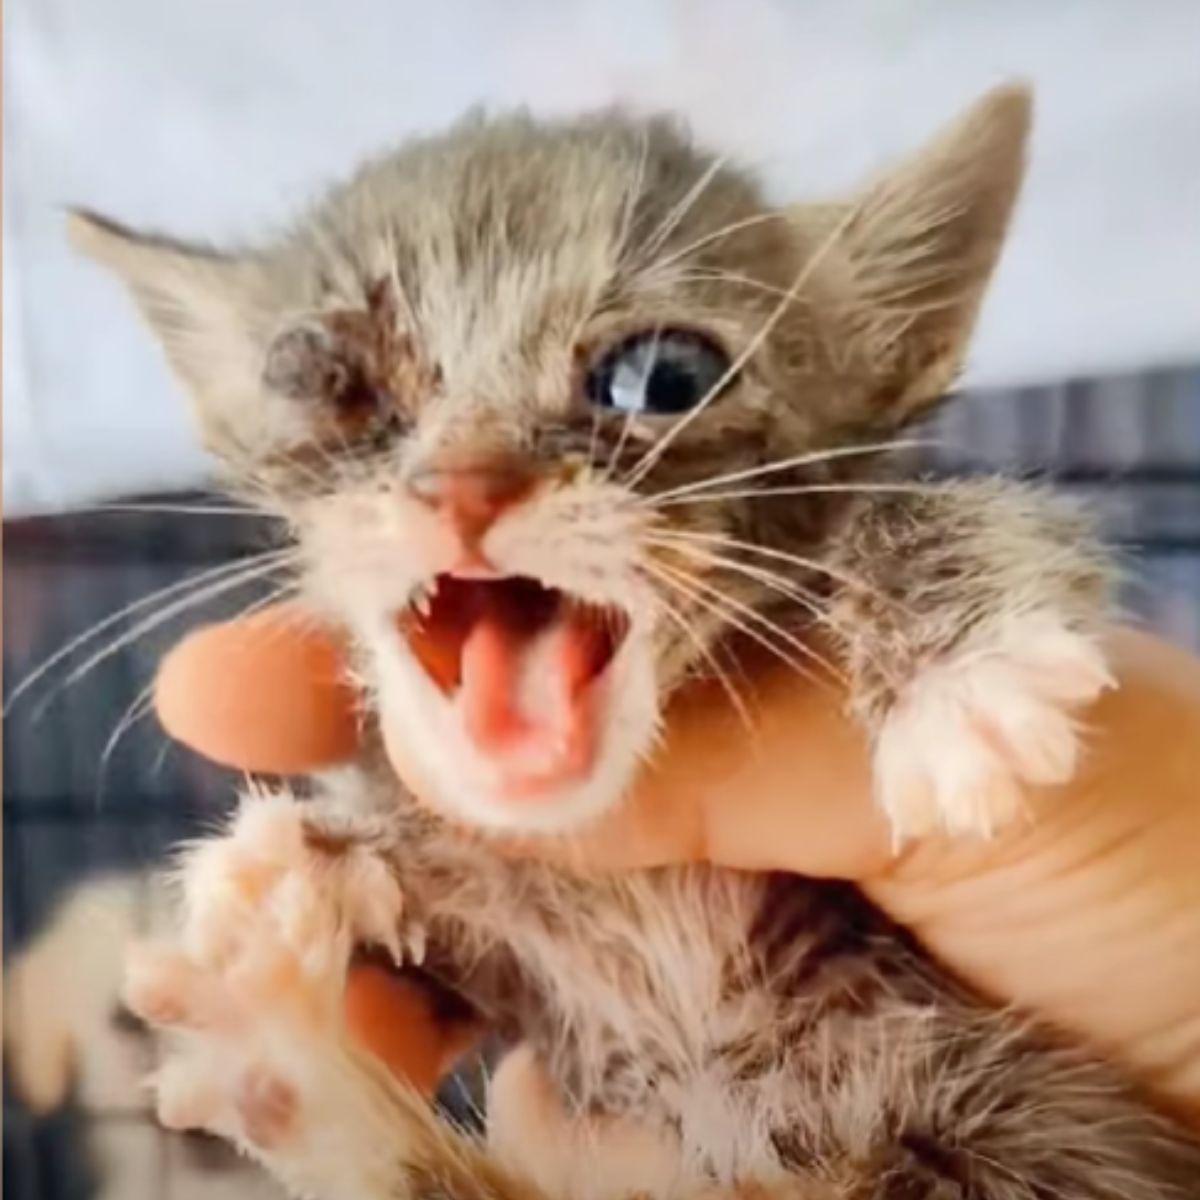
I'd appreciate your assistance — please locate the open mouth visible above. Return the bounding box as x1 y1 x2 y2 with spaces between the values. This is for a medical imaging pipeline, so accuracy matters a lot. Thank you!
399 574 630 795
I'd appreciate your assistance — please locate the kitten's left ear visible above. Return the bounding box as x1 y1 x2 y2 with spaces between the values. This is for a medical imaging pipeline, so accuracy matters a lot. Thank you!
815 84 1032 417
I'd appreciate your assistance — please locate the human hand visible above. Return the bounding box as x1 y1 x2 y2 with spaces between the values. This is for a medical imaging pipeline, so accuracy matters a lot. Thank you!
155 606 1200 1127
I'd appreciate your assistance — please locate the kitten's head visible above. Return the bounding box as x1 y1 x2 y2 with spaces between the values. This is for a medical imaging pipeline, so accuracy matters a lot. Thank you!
73 86 1029 833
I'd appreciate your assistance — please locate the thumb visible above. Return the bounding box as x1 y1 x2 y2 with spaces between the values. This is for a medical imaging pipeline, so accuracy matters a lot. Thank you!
155 603 361 774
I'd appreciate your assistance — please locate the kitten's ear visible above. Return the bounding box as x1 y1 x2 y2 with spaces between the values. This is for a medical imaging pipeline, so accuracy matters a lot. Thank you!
814 84 1032 417
67 210 288 452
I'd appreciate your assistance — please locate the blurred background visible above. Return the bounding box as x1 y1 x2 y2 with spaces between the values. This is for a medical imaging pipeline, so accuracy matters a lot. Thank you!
4 3 1199 1198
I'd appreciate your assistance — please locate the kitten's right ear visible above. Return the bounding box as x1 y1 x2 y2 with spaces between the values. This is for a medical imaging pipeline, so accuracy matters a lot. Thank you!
69 212 295 452
68 210 264 391
67 210 301 455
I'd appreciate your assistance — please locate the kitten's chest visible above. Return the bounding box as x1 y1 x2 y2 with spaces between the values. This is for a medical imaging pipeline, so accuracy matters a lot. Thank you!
487 867 794 1177
375 800 899 1171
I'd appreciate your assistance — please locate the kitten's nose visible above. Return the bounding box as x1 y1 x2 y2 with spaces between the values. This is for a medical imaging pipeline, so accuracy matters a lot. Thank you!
407 462 534 545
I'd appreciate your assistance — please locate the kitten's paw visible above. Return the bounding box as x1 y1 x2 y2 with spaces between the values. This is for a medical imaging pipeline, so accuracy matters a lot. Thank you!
123 790 416 1155
177 790 413 987
128 938 425 1196
874 615 1114 842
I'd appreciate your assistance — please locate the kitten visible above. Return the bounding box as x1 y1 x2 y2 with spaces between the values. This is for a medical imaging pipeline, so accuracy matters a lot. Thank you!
73 86 1200 1198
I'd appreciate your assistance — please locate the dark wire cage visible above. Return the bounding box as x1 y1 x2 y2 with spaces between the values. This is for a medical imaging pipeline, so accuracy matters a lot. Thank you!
4 364 1199 1200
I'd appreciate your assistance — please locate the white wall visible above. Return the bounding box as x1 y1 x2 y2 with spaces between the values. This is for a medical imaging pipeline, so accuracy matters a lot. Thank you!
5 0 1199 514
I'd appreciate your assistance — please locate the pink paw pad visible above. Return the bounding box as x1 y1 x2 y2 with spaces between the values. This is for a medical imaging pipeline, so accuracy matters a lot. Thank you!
237 1066 300 1150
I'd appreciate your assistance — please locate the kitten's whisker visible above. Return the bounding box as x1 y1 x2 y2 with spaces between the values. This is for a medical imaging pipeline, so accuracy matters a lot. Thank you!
98 678 158 782
647 557 831 689
278 433 345 494
642 212 789 277
647 533 827 622
652 480 945 508
614 126 652 269
29 555 298 720
623 202 864 489
651 527 910 618
644 559 789 678
644 576 757 733
668 268 796 301
87 503 274 518
650 562 826 692
237 443 329 495
304 427 351 486
603 409 636 482
650 545 845 683
641 439 937 505
635 154 729 265
226 582 309 641
603 325 664 481
645 537 846 683
4 549 296 715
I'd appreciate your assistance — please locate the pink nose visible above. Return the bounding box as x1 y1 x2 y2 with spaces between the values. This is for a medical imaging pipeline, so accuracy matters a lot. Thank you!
407 463 533 545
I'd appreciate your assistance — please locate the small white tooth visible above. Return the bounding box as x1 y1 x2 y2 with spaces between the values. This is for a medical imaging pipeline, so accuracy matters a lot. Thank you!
408 583 429 618
406 922 427 966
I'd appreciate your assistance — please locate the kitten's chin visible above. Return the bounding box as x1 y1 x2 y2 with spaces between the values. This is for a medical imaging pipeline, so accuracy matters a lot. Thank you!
363 580 660 835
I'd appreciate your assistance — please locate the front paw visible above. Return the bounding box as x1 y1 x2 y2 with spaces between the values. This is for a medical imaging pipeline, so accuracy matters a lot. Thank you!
122 790 415 1158
872 615 1114 843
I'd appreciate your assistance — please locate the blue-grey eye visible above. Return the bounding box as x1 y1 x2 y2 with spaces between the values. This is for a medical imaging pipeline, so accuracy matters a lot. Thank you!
586 331 731 416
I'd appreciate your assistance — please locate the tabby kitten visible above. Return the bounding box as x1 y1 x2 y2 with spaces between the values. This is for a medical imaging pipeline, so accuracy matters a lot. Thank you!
75 86 1200 1198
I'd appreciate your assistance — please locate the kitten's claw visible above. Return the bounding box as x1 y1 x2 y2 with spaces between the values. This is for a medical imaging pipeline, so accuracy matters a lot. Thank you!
873 615 1114 843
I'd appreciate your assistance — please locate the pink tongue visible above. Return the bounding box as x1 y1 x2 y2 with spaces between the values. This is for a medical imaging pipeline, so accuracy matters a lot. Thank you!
460 608 601 796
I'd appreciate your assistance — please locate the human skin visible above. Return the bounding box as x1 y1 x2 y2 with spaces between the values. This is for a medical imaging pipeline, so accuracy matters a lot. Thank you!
156 609 1200 1128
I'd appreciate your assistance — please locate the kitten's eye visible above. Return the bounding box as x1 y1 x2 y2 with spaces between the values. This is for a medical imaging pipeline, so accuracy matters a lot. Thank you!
586 330 731 416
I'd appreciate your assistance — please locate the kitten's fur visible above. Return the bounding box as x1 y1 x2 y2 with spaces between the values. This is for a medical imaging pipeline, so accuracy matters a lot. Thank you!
74 87 1200 1197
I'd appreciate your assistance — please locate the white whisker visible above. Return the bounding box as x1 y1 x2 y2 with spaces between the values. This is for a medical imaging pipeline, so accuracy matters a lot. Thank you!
647 534 826 624
98 678 158 781
603 325 664 481
226 581 310 638
27 554 298 720
645 537 845 683
642 439 937 505
642 212 788 277
648 556 834 688
668 268 796 301
652 540 849 681
652 480 943 508
650 527 907 617
623 202 864 489
635 155 729 265
645 574 757 733
614 125 652 268
644 559 801 680
89 503 274 518
5 549 297 715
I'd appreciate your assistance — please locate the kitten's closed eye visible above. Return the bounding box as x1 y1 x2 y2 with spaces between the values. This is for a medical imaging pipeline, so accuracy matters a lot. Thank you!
262 282 429 446
264 322 385 417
